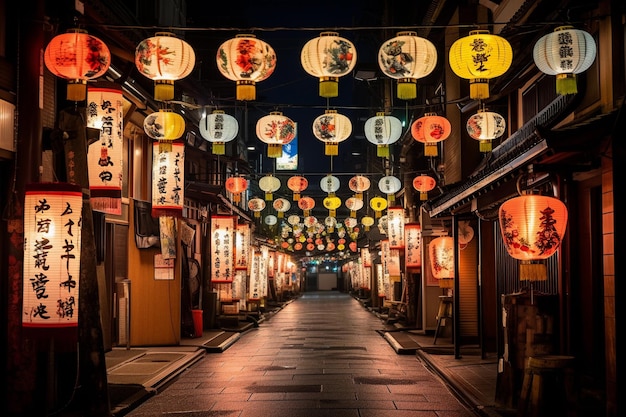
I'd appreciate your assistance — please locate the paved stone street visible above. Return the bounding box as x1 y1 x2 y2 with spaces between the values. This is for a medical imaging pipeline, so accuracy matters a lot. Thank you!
125 291 479 417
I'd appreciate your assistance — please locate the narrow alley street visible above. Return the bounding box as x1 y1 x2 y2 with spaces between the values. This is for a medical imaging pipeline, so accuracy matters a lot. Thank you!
124 291 481 417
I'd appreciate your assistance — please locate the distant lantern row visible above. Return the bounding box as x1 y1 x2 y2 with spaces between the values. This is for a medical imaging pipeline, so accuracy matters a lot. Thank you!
44 26 596 103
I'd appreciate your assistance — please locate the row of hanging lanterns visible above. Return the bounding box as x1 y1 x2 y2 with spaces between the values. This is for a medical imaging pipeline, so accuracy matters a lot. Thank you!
44 26 597 104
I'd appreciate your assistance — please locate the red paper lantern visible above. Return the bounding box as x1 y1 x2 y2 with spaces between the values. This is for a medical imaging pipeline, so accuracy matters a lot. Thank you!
44 29 111 101
412 174 437 200
287 176 308 201
298 196 316 217
411 113 451 157
225 176 248 203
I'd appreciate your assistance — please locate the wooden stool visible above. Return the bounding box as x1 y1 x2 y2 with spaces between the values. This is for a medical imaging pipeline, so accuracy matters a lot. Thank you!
518 355 576 417
433 295 453 344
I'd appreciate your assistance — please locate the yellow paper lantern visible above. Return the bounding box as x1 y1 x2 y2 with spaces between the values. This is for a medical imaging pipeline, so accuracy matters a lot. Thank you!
378 31 437 100
411 113 451 157
312 110 352 156
256 111 297 158
499 194 568 281
44 28 111 101
361 216 375 231
370 196 388 218
23 183 83 328
466 108 506 153
217 34 277 101
199 110 239 155
144 109 185 152
449 30 512 100
301 32 357 98
323 196 342 217
135 32 195 101
533 26 597 95
364 112 403 158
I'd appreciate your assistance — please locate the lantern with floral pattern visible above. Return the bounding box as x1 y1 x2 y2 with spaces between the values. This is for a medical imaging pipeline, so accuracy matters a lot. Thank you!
135 32 195 101
411 113 451 157
313 110 352 156
217 34 276 101
301 32 357 98
378 31 437 100
44 29 111 101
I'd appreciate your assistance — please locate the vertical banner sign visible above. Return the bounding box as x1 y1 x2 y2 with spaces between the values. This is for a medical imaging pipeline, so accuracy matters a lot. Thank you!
211 215 235 283
361 247 371 267
388 249 401 277
405 223 422 268
363 263 372 293
235 223 251 271
376 264 385 298
152 142 185 217
86 85 124 215
248 251 261 301
267 250 276 278
233 270 247 306
260 246 269 297
380 239 392 299
23 183 83 327
387 206 405 249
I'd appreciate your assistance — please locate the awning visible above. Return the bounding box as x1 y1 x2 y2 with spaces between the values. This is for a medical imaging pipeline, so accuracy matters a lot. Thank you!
424 94 621 218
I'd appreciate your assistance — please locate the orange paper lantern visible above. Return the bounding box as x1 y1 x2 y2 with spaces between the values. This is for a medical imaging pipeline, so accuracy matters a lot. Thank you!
499 194 568 281
412 174 437 200
225 176 248 203
44 29 111 101
411 113 451 157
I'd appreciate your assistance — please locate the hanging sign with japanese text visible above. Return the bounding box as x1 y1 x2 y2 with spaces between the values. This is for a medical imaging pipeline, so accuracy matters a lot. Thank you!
23 183 83 328
152 142 185 217
210 215 235 283
86 84 124 215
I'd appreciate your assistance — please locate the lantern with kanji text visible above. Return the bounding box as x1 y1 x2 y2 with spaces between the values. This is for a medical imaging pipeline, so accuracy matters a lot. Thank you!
199 110 239 155
449 30 512 100
23 183 83 327
364 112 403 157
533 26 596 95
499 194 568 282
429 236 454 288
